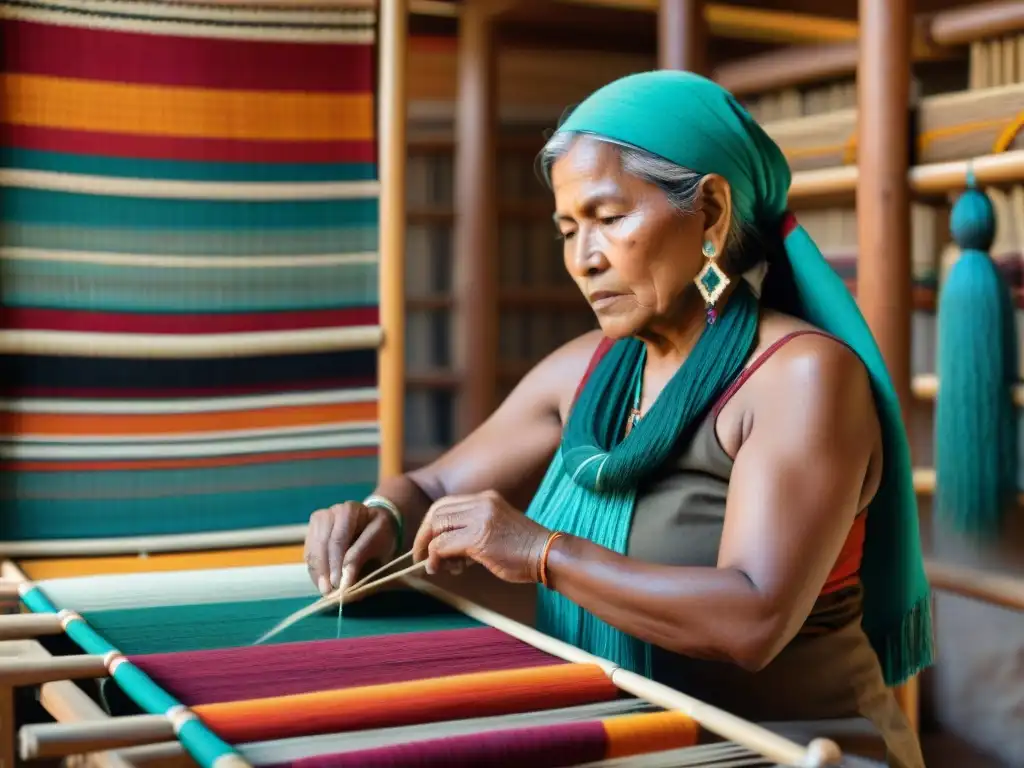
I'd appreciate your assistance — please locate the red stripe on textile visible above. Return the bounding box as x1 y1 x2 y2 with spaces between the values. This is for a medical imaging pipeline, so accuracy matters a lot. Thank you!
129 628 562 705
269 720 609 768
3 379 377 399
1 20 373 92
0 125 375 164
0 307 379 335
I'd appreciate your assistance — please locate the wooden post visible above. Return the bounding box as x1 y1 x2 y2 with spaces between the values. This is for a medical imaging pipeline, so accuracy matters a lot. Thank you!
659 0 707 73
377 0 408 479
856 0 919 732
453 1 499 437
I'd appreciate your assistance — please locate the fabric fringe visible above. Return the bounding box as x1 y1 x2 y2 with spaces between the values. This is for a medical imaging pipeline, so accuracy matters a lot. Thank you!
869 595 936 688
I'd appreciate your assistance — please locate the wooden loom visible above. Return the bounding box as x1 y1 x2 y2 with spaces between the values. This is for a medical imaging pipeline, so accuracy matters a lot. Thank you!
0 2 885 768
0 560 867 768
0 0 1022 766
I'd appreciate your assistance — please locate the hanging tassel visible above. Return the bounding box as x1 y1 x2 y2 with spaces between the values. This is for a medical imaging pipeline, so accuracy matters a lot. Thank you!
934 170 1019 536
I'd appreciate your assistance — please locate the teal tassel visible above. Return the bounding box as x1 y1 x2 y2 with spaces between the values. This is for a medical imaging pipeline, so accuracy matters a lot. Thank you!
935 178 1018 536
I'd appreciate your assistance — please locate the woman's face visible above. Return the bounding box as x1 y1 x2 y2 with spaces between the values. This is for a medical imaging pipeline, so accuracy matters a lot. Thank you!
550 136 730 340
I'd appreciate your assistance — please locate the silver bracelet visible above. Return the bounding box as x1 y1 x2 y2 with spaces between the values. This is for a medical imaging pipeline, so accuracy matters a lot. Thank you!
363 494 404 556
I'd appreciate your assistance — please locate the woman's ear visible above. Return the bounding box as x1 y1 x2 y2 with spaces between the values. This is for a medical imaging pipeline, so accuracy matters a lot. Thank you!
697 174 733 256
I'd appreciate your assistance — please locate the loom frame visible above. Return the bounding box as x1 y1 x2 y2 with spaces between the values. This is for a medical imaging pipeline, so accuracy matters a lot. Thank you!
0 561 850 768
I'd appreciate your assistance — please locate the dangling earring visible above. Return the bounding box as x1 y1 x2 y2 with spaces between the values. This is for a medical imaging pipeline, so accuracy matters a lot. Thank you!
694 239 730 325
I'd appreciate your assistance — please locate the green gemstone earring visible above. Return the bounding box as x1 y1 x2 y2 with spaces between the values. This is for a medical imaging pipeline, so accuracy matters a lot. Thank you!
694 240 730 325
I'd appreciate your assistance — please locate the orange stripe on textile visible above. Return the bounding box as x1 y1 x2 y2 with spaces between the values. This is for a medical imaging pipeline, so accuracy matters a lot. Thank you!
3 74 372 141
193 663 619 743
3 401 376 438
602 711 700 758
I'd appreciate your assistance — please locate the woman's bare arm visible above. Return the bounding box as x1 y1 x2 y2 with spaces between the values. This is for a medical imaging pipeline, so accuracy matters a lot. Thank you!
382 331 604 553
541 336 881 671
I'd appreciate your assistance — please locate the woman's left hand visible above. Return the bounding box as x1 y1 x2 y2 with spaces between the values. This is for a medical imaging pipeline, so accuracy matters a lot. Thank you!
411 490 552 583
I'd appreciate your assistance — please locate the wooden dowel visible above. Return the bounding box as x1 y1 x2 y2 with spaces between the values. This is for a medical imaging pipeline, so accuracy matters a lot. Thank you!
909 150 1024 194
912 467 1024 504
405 576 842 767
787 166 858 202
911 373 1024 406
0 613 63 641
20 715 173 761
0 523 307 558
0 654 108 687
930 0 1024 46
377 0 407 479
925 559 1024 612
0 581 20 600
107 742 191 768
716 42 858 97
787 150 1024 203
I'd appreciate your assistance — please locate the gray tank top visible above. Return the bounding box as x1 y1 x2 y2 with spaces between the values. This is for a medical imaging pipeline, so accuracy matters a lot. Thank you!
579 332 925 768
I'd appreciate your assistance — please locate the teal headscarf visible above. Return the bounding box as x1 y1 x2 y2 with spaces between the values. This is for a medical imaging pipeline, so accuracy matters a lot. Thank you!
525 70 933 687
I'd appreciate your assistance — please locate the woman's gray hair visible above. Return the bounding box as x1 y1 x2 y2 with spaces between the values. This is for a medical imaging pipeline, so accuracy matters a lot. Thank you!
537 131 749 268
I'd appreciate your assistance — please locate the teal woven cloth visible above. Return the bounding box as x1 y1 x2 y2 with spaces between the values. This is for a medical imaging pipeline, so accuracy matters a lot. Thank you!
526 70 932 687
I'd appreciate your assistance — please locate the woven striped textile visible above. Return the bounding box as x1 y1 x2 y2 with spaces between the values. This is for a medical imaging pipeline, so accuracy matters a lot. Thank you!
16 565 732 768
0 0 381 543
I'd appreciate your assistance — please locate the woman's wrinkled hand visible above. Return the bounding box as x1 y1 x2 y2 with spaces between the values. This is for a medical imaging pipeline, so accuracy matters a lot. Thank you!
304 501 399 595
411 490 551 583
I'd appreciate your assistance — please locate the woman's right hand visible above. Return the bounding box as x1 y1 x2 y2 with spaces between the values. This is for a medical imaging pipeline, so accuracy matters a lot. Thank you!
304 501 399 595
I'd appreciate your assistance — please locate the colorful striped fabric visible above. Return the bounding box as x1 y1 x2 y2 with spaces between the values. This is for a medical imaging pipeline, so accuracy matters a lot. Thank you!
17 569 710 768
0 1 380 542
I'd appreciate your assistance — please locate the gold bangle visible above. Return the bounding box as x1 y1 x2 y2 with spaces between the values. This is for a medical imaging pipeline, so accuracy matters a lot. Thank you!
538 531 564 588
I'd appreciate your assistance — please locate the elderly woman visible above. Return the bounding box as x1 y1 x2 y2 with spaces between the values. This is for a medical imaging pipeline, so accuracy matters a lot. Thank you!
304 71 930 768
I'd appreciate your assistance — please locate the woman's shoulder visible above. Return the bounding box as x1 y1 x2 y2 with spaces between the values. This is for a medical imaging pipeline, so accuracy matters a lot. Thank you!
743 309 876 418
520 330 609 418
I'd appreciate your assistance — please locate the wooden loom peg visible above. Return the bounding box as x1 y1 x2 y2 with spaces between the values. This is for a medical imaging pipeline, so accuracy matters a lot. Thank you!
0 613 64 641
0 654 109 687
20 715 174 761
0 580 21 600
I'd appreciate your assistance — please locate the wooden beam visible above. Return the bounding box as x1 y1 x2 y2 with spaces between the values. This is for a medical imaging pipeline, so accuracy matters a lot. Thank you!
925 559 1024 613
377 0 408 479
556 0 859 44
857 0 917 734
658 0 707 72
715 42 857 96
930 0 1024 46
453 1 499 437
714 22 952 97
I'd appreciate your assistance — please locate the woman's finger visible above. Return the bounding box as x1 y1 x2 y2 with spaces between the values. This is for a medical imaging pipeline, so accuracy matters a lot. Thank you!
305 509 333 594
413 498 478 563
340 511 393 592
327 503 361 590
426 528 472 575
